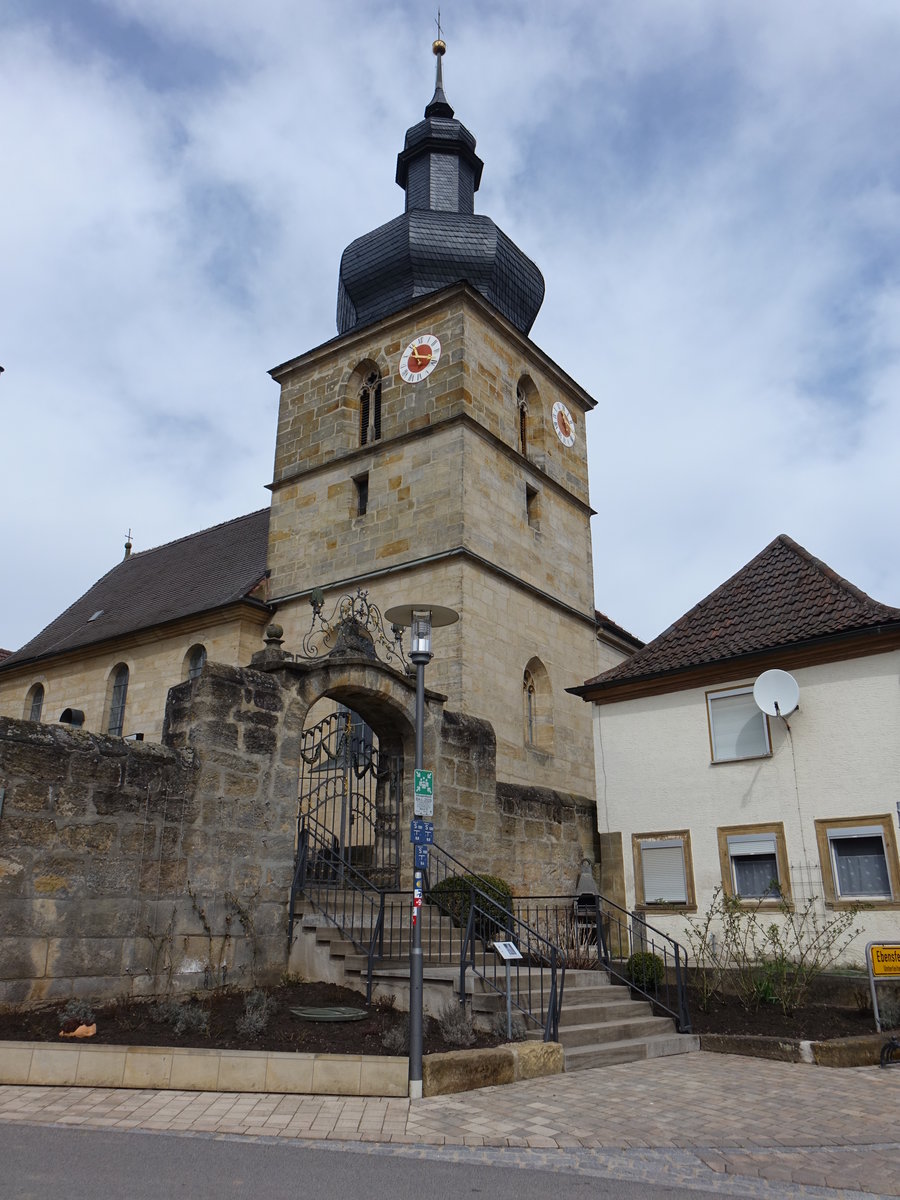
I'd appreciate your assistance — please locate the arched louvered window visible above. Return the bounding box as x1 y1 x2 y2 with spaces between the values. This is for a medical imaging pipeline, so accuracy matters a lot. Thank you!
360 371 382 446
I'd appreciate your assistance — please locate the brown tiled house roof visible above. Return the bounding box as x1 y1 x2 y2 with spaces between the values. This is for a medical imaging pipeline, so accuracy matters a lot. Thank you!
578 534 900 695
1 509 271 670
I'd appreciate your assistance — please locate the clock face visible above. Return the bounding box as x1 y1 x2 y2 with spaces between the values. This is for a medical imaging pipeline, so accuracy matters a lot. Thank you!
552 401 576 447
399 334 441 383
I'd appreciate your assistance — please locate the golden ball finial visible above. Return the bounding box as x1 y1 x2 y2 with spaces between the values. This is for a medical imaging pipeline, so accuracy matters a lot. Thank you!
432 38 446 56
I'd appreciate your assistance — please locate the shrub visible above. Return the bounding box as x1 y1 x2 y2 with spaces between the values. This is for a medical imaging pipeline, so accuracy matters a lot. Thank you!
236 989 277 1040
173 1003 209 1037
429 874 513 939
626 952 664 991
491 1010 526 1042
58 1000 96 1028
683 887 863 1014
381 1023 409 1054
437 1001 476 1047
149 999 209 1037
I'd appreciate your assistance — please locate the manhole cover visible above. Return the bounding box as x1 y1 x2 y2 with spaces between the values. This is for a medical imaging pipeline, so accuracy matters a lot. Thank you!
289 1006 368 1022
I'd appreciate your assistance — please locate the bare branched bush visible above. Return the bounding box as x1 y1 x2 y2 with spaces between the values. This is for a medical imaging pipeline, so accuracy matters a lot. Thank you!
684 887 863 1014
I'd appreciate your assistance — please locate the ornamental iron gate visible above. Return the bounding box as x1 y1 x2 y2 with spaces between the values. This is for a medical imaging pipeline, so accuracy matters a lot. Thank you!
296 707 402 890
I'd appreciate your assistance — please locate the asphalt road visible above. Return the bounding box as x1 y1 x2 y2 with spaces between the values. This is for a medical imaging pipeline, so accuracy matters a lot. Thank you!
3 1124 736 1200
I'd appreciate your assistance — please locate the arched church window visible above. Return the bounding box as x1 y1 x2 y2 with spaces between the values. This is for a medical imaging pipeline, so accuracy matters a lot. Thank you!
106 663 129 737
184 644 207 681
360 371 382 446
523 670 537 745
523 657 553 753
25 682 44 722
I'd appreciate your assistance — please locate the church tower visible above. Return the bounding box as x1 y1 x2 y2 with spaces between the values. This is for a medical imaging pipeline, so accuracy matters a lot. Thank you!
266 41 622 798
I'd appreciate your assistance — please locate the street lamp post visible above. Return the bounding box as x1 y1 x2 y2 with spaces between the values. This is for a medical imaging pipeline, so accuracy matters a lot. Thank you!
385 602 458 1100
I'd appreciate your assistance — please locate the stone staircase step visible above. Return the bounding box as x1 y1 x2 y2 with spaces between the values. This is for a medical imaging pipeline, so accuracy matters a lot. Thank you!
293 895 698 1072
563 1031 700 1071
558 999 658 1025
552 1014 676 1049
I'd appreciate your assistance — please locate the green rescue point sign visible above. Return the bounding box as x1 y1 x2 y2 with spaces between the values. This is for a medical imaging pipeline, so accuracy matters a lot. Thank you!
414 769 434 797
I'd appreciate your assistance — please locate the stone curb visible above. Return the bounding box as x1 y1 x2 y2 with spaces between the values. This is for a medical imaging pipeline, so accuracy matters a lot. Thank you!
423 1041 564 1096
0 1040 408 1096
700 1030 894 1067
0 1039 564 1097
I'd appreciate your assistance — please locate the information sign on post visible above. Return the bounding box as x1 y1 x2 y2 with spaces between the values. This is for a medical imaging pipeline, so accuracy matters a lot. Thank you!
409 819 434 845
413 769 434 817
492 941 523 1041
414 844 429 871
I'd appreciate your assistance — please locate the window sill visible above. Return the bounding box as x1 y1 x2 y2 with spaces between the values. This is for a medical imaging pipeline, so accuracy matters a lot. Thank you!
826 898 899 910
710 753 773 766
636 903 697 914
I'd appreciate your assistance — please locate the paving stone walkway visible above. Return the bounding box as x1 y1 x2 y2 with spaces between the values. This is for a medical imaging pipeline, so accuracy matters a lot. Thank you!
2 1052 900 1197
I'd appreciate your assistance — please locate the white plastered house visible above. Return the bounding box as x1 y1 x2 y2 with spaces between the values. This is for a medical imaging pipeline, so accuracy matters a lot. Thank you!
572 534 900 962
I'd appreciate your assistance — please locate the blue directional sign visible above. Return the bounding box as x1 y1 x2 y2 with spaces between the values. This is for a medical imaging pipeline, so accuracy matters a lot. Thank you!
410 819 434 845
414 844 429 871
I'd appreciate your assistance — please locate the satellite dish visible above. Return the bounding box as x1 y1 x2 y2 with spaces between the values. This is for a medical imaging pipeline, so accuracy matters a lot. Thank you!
753 669 799 718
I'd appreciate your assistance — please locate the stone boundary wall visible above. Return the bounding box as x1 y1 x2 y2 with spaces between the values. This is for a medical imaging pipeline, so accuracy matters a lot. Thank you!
1 654 598 1007
0 661 300 1007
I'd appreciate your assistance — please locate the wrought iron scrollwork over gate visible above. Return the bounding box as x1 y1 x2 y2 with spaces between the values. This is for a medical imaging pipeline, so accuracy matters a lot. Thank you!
296 708 401 890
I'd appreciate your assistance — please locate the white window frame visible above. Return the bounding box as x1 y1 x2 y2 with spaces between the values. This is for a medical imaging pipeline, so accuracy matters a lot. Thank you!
706 685 771 763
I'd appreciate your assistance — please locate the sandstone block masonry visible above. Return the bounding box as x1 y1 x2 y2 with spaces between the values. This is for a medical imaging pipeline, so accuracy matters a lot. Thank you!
1 655 599 1007
0 662 300 1006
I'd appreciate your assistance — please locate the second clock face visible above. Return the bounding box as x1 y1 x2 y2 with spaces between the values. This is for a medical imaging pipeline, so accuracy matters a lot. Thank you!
399 334 441 383
552 400 576 447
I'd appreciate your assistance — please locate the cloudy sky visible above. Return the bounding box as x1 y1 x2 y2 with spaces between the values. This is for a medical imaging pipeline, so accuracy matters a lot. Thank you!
3 0 899 653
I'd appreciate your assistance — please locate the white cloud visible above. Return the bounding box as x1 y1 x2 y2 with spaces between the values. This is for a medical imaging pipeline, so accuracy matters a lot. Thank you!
1 0 899 656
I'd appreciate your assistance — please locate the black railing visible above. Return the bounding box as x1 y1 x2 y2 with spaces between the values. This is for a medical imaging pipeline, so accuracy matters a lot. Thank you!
511 894 691 1033
290 815 385 1005
291 838 688 1037
456 888 565 1041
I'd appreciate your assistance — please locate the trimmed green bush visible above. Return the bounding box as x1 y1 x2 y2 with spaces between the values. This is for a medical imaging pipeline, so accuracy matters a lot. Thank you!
429 874 513 937
626 951 664 991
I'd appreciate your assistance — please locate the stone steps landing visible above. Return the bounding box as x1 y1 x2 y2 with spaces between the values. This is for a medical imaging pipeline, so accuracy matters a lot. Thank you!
292 912 698 1069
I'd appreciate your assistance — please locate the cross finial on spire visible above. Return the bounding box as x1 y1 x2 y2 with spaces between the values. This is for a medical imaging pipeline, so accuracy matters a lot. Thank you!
427 10 452 117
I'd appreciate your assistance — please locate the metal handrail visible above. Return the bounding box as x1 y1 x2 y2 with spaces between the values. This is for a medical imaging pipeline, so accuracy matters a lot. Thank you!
455 885 565 1041
290 815 387 1004
511 893 692 1033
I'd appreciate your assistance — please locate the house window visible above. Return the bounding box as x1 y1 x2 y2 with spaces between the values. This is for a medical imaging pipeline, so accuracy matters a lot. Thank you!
718 823 790 902
815 816 900 906
185 644 207 681
706 686 770 762
632 831 695 909
107 663 129 737
25 683 44 722
359 371 381 446
353 472 369 517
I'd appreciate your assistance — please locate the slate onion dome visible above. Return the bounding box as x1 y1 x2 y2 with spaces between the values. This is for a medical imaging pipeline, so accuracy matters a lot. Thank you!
336 39 545 336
